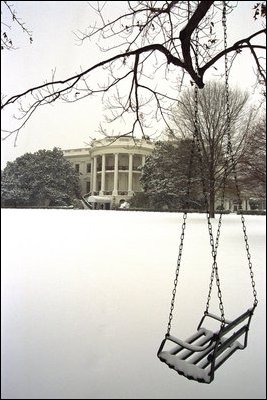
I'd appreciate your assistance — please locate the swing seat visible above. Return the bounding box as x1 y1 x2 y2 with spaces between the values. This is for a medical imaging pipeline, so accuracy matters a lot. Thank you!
157 308 254 383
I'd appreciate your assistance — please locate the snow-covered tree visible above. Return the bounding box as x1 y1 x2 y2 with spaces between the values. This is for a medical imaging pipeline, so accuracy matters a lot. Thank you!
140 139 204 210
1 147 81 207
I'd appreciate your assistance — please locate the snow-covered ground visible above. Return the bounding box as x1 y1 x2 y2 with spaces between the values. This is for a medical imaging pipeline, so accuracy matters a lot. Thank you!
1 209 266 399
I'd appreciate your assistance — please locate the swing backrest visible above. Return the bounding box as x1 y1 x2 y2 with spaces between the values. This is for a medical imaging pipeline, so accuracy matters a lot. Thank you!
199 308 254 340
199 308 255 375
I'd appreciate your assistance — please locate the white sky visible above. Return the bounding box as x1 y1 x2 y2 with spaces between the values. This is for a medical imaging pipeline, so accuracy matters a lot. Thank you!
1 1 265 169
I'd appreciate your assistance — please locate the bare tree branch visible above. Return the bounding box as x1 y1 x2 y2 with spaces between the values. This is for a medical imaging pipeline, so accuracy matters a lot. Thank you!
1 0 33 50
1 1 266 142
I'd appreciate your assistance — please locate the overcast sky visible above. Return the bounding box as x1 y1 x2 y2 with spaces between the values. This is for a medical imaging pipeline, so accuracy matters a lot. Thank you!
1 1 265 169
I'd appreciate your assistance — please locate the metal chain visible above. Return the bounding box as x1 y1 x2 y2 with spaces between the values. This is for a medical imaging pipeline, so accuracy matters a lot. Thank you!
166 124 198 336
193 84 225 325
222 1 258 308
166 2 197 336
192 22 226 324
167 2 243 334
166 1 258 338
203 2 234 320
166 212 187 336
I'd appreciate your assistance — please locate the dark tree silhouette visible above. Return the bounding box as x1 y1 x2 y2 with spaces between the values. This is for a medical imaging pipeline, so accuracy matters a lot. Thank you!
1 1 266 144
238 114 266 198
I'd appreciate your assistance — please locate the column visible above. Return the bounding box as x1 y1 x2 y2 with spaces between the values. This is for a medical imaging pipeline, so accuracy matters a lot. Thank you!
128 153 133 195
224 199 230 211
100 154 106 195
112 153 119 196
142 155 146 167
90 158 94 194
242 198 250 211
93 156 97 194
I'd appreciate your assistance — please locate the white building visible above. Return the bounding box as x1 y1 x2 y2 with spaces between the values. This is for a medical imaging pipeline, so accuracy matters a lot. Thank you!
64 136 265 212
63 136 154 208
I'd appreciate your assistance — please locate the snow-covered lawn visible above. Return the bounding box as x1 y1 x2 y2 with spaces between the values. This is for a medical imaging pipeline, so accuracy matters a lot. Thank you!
1 209 266 399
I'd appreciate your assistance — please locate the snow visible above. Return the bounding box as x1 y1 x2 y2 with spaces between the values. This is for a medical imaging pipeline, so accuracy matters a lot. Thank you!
158 352 210 383
166 330 215 352
1 209 266 399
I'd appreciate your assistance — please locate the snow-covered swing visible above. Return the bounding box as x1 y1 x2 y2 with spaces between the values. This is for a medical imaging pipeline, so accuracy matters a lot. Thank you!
157 2 258 384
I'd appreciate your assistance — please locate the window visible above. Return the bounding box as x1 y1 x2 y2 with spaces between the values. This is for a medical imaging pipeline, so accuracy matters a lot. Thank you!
75 164 80 173
86 163 91 173
86 181 90 192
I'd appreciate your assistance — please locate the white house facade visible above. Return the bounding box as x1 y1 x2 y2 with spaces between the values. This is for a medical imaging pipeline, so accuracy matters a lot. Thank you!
63 136 154 208
63 136 265 212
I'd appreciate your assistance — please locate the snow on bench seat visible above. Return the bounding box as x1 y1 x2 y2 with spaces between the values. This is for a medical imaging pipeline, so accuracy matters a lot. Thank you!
159 351 211 382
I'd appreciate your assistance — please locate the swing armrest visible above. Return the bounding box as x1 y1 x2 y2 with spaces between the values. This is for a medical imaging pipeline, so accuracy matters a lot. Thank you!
198 312 231 330
204 312 232 325
167 334 215 352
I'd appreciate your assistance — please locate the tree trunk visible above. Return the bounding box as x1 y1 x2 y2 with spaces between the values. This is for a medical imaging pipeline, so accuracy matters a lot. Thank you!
209 190 215 218
209 178 215 218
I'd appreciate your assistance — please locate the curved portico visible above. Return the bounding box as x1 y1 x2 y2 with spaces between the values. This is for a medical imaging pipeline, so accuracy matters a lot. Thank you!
90 152 147 196
90 136 153 204
63 136 154 207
